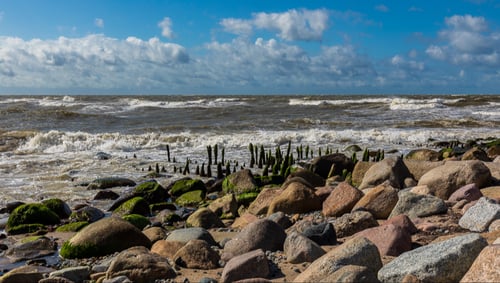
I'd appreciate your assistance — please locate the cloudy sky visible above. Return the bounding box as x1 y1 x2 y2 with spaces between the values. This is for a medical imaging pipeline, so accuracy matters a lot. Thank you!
1 0 499 95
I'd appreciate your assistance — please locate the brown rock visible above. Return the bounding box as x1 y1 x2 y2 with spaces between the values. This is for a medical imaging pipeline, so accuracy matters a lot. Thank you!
173 239 220 269
231 213 258 229
481 186 500 202
221 249 269 283
333 210 379 238
351 161 375 187
417 160 492 199
353 181 399 219
142 227 167 244
186 207 225 229
460 244 500 282
448 183 483 202
247 187 283 215
461 147 490 161
267 181 322 216
207 193 238 218
105 246 176 283
321 265 380 283
354 224 412 256
322 182 364 217
385 214 418 234
286 167 325 187
403 160 445 181
309 153 354 179
358 157 412 190
284 231 326 263
405 149 441 161
150 240 185 259
487 145 500 159
0 265 55 283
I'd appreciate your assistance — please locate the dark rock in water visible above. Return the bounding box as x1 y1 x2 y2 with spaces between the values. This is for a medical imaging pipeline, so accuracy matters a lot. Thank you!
308 153 354 179
86 177 136 190
59 217 151 259
69 205 105 223
96 151 112 160
6 236 57 262
0 201 25 214
41 198 72 219
105 246 176 282
93 190 120 200
301 222 337 246
133 180 169 204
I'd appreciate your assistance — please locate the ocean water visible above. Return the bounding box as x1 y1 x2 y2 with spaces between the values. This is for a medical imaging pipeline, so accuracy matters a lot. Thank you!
0 94 499 207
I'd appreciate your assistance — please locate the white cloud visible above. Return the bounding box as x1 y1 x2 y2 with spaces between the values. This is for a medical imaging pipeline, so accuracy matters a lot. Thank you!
220 18 253 36
158 17 174 39
95 18 104 28
375 4 389 12
445 15 487 32
253 9 329 41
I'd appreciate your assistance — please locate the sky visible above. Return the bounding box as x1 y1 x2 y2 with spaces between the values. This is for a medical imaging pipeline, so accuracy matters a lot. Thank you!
1 0 500 95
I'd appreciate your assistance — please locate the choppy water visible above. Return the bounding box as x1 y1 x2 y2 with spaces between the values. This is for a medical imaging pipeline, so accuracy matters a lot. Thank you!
0 94 499 207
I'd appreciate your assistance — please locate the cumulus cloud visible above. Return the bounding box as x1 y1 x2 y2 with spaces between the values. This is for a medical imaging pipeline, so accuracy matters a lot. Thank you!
426 14 499 66
158 17 174 39
95 18 104 28
220 9 329 42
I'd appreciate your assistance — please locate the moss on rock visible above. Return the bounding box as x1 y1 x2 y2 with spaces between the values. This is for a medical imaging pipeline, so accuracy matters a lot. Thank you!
41 198 72 219
122 214 151 230
175 190 205 207
59 241 100 259
55 221 89 232
134 181 168 204
6 223 46 235
113 196 150 217
170 179 206 197
6 203 60 234
236 192 260 206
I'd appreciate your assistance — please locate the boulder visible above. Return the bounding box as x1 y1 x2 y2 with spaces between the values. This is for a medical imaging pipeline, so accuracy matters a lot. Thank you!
150 240 185 259
0 265 55 283
266 211 292 230
231 213 259 229
462 147 490 161
87 177 136 190
353 181 399 219
405 149 441 161
133 181 168 204
448 183 483 202
378 233 488 282
122 214 150 230
384 214 418 235
351 161 375 187
169 178 206 197
70 206 105 223
165 227 217 246
322 182 364 217
59 217 151 259
6 236 57 262
93 190 120 200
175 190 205 207
222 219 286 261
333 210 379 238
286 168 325 187
284 232 325 263
49 266 90 283
142 227 167 244
207 193 238 218
221 249 269 283
403 160 445 181
460 244 500 282
417 160 491 199
308 153 354 179
105 246 176 283
354 224 412 256
186 207 224 229
293 236 382 282
41 198 72 219
113 196 150 217
222 169 258 195
320 265 380 283
247 187 283 215
458 197 500 232
358 157 412 190
173 239 220 269
6 203 60 234
389 190 448 219
301 222 337 245
481 186 500 201
267 181 322 215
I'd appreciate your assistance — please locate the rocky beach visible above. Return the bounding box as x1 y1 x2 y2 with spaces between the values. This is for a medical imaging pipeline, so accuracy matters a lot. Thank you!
0 137 499 283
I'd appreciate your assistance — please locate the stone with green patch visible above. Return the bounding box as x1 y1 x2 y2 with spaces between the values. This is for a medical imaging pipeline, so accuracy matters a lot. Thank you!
113 196 150 217
170 178 206 197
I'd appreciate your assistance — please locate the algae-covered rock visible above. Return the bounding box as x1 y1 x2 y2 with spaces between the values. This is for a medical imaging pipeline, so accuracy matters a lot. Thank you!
236 192 260 207
6 224 46 235
6 203 60 234
134 181 169 204
55 221 89 232
59 217 151 259
41 198 72 219
169 178 206 197
113 196 150 217
223 169 258 195
175 190 205 207
122 214 151 230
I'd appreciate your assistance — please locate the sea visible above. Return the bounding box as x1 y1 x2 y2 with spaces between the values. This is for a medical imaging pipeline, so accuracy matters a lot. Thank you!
0 94 499 208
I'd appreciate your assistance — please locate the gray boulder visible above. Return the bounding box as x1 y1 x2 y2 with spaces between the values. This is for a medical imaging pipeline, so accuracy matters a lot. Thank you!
378 233 487 282
358 157 412 190
333 210 379 238
284 232 326 263
389 190 448 219
459 197 500 232
166 227 217 246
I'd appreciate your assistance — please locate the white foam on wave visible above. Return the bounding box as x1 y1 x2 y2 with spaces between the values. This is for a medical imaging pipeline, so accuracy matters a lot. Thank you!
289 97 391 106
120 97 248 110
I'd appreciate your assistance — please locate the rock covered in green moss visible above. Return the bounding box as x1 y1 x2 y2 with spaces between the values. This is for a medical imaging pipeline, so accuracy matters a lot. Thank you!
55 221 89 232
169 178 206 197
175 190 205 207
6 203 60 234
59 217 151 259
6 224 46 235
41 198 72 219
222 169 258 195
236 192 260 206
113 196 150 217
134 181 169 204
122 214 151 230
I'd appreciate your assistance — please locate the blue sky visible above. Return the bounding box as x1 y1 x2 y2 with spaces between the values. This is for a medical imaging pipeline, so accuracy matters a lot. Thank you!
1 0 500 95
